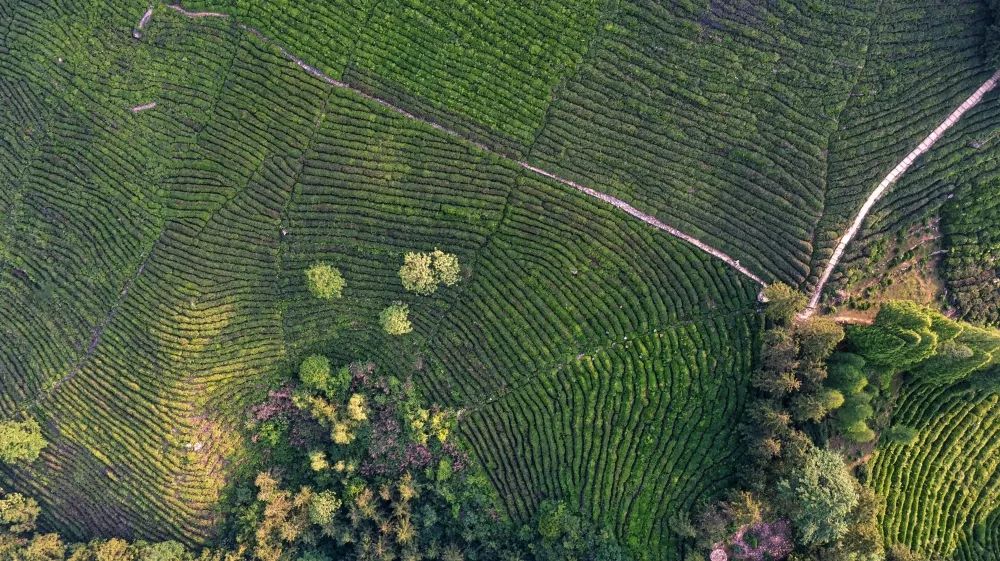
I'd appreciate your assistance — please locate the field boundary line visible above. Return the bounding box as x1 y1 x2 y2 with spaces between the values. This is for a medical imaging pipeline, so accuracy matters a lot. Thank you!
164 4 765 286
804 69 1000 316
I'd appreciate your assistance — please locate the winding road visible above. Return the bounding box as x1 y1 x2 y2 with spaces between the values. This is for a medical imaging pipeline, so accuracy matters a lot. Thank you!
164 5 998 299
164 4 765 286
804 69 1000 316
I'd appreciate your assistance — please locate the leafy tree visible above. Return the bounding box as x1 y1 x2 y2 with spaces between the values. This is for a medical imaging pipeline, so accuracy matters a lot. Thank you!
21 532 66 561
762 283 807 325
835 394 873 427
325 366 352 401
775 447 858 546
399 250 462 295
826 354 868 395
399 252 437 295
841 421 876 443
830 485 884 561
305 263 345 300
88 537 134 561
298 355 331 391
0 491 40 534
795 318 844 363
0 419 46 464
380 302 413 335
431 249 461 286
139 541 187 561
760 328 800 375
790 389 843 423
753 369 801 397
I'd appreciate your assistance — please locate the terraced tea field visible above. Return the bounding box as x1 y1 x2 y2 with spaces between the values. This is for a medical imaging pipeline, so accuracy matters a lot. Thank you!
870 381 1000 558
1 0 759 555
4 0 1000 559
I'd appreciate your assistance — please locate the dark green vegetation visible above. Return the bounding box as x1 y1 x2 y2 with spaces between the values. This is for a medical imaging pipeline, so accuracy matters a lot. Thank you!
185 0 603 147
1 1 759 558
5 0 1000 560
832 2 1000 322
692 298 1000 561
172 0 998 290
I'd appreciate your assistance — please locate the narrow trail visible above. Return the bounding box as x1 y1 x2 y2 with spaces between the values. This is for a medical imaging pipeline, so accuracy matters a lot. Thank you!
804 69 1000 316
137 7 154 29
164 4 766 286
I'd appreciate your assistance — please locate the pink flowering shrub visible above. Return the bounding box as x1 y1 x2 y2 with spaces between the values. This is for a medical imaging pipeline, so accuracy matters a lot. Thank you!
727 519 793 561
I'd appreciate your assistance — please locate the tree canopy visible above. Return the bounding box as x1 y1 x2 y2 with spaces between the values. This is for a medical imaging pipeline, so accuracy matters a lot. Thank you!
380 302 413 335
0 419 46 464
305 263 346 300
775 447 859 547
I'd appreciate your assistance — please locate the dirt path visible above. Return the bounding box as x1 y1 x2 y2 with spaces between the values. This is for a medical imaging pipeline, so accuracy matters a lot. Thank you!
164 4 765 286
166 5 227 18
804 69 1000 316
138 7 154 29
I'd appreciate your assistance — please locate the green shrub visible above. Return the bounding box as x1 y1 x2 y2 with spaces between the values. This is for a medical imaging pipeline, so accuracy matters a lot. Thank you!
305 263 345 299
140 541 187 561
299 355 332 390
841 421 877 443
380 302 413 335
826 354 868 395
883 425 918 446
0 419 46 464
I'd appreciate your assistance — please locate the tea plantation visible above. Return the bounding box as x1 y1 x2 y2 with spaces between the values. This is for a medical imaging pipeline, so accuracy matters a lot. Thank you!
3 0 1000 560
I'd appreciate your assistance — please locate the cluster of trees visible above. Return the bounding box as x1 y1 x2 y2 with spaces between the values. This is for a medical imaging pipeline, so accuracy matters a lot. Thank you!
687 289 998 561
398 250 461 296
305 249 462 338
224 355 629 561
685 284 883 561
1 355 627 561
744 283 847 468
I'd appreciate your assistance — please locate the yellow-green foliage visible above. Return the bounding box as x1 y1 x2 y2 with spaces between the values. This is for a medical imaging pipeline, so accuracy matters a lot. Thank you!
305 263 346 299
0 419 46 464
399 252 437 295
399 250 461 295
431 249 461 286
380 302 413 335
299 355 332 390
